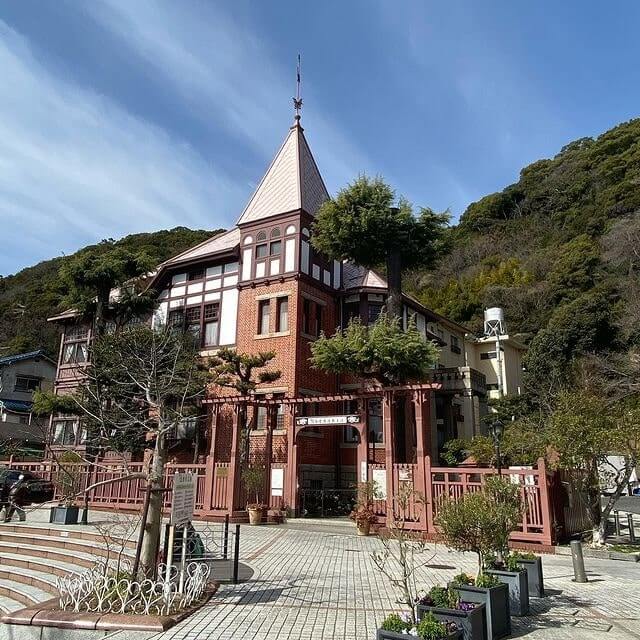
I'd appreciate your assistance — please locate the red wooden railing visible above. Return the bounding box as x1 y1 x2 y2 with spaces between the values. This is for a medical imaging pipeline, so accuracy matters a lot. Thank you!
366 459 553 545
2 457 553 544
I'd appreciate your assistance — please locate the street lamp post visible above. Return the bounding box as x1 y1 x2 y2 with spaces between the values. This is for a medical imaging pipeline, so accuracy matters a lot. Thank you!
488 419 504 477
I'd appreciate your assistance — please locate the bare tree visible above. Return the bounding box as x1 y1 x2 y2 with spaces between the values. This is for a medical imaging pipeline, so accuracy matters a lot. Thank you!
371 485 432 624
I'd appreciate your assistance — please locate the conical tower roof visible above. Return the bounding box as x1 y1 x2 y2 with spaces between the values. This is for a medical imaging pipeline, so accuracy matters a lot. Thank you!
237 120 329 225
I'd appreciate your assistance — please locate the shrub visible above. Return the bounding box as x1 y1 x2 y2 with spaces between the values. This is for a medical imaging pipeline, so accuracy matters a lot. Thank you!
416 613 456 639
451 573 474 587
421 586 459 610
242 466 264 509
380 613 411 633
475 573 502 589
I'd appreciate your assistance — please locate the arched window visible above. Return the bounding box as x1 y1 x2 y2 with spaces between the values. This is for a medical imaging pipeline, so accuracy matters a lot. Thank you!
285 224 296 235
243 235 253 245
256 230 267 242
271 227 281 239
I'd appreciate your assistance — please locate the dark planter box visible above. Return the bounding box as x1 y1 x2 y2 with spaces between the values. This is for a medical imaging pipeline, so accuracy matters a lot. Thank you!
485 568 529 617
377 628 462 640
516 557 544 597
49 505 79 525
452 583 511 640
417 603 486 640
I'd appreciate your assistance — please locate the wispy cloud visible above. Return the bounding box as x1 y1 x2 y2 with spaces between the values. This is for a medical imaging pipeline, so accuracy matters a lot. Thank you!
84 0 373 194
0 20 246 274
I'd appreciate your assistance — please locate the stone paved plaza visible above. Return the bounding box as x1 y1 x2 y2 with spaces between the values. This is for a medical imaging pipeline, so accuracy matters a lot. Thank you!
144 520 640 640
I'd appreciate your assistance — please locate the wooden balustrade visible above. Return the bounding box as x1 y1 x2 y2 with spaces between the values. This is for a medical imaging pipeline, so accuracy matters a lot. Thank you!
1 457 553 543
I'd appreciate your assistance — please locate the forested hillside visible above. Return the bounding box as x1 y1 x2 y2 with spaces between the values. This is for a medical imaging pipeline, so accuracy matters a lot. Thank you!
410 118 640 393
3 117 640 394
0 227 219 357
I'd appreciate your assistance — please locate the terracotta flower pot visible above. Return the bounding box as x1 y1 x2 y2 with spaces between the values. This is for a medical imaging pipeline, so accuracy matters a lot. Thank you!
248 507 262 525
357 521 371 536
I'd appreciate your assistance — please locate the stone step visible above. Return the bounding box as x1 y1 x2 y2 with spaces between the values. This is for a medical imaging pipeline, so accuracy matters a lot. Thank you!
0 551 87 579
0 593 24 614
0 540 99 569
0 577 51 607
0 564 59 595
0 530 135 561
0 522 137 549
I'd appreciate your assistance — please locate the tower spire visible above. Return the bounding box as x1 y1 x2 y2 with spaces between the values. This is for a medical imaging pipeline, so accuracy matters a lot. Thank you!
292 54 302 124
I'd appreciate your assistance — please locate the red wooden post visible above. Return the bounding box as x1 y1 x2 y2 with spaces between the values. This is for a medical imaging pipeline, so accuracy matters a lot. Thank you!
285 404 299 514
225 403 242 514
537 457 554 545
412 390 429 531
383 390 396 524
203 406 217 512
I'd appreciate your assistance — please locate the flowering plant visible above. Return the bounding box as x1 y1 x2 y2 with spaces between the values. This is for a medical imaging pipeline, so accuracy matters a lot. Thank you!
380 612 458 638
418 586 476 612
349 506 377 527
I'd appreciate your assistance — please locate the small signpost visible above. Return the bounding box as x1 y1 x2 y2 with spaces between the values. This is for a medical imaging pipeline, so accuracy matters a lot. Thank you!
166 473 196 594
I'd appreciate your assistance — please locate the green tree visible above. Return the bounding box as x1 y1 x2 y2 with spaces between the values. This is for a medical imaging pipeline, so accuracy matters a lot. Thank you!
312 176 449 318
59 242 155 336
310 313 439 386
436 476 522 572
523 288 618 398
207 347 281 462
544 390 640 545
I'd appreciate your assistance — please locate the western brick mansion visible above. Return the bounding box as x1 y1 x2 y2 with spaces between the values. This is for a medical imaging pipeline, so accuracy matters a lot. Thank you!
45 114 537 533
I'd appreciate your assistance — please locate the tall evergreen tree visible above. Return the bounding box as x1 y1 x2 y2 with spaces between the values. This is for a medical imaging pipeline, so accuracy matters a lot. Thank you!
312 176 449 318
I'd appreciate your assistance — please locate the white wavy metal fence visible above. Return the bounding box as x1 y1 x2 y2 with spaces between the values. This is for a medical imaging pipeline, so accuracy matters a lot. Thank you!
56 562 210 616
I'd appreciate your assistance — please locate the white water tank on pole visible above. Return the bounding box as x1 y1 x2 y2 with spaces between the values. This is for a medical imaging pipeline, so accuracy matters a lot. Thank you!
484 307 506 337
483 308 505 397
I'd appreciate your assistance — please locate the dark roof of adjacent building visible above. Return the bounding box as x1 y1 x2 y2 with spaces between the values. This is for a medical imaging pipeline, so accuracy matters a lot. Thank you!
0 350 55 367
0 399 33 413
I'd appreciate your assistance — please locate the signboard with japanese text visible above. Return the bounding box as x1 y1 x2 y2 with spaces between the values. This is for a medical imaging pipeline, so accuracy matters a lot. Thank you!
295 415 359 427
171 473 196 528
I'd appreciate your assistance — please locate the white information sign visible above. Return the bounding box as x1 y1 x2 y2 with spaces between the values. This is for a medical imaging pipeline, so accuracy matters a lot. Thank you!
271 468 284 496
360 460 368 483
171 473 196 528
295 414 359 427
372 469 387 500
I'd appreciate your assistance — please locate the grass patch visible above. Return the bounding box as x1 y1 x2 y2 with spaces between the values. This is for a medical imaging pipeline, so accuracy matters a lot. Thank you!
610 544 640 554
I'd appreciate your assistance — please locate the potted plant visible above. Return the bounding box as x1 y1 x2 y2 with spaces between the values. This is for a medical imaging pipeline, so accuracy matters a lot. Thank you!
349 480 380 536
417 586 485 640
449 573 509 640
49 451 82 525
512 551 544 597
485 554 530 616
377 612 462 640
435 476 522 639
242 466 266 525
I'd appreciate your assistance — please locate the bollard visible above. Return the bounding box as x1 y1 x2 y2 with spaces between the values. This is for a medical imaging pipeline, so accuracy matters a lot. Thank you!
233 524 240 584
570 540 588 583
614 510 621 537
627 513 636 543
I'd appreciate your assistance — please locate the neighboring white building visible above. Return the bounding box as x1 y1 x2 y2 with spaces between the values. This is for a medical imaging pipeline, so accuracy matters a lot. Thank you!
466 334 527 400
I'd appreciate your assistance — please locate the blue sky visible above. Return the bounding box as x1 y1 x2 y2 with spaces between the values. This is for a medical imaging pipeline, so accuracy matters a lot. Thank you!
1 1 639 275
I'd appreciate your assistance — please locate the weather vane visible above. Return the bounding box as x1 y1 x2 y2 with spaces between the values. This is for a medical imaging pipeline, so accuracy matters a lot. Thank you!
293 54 303 121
